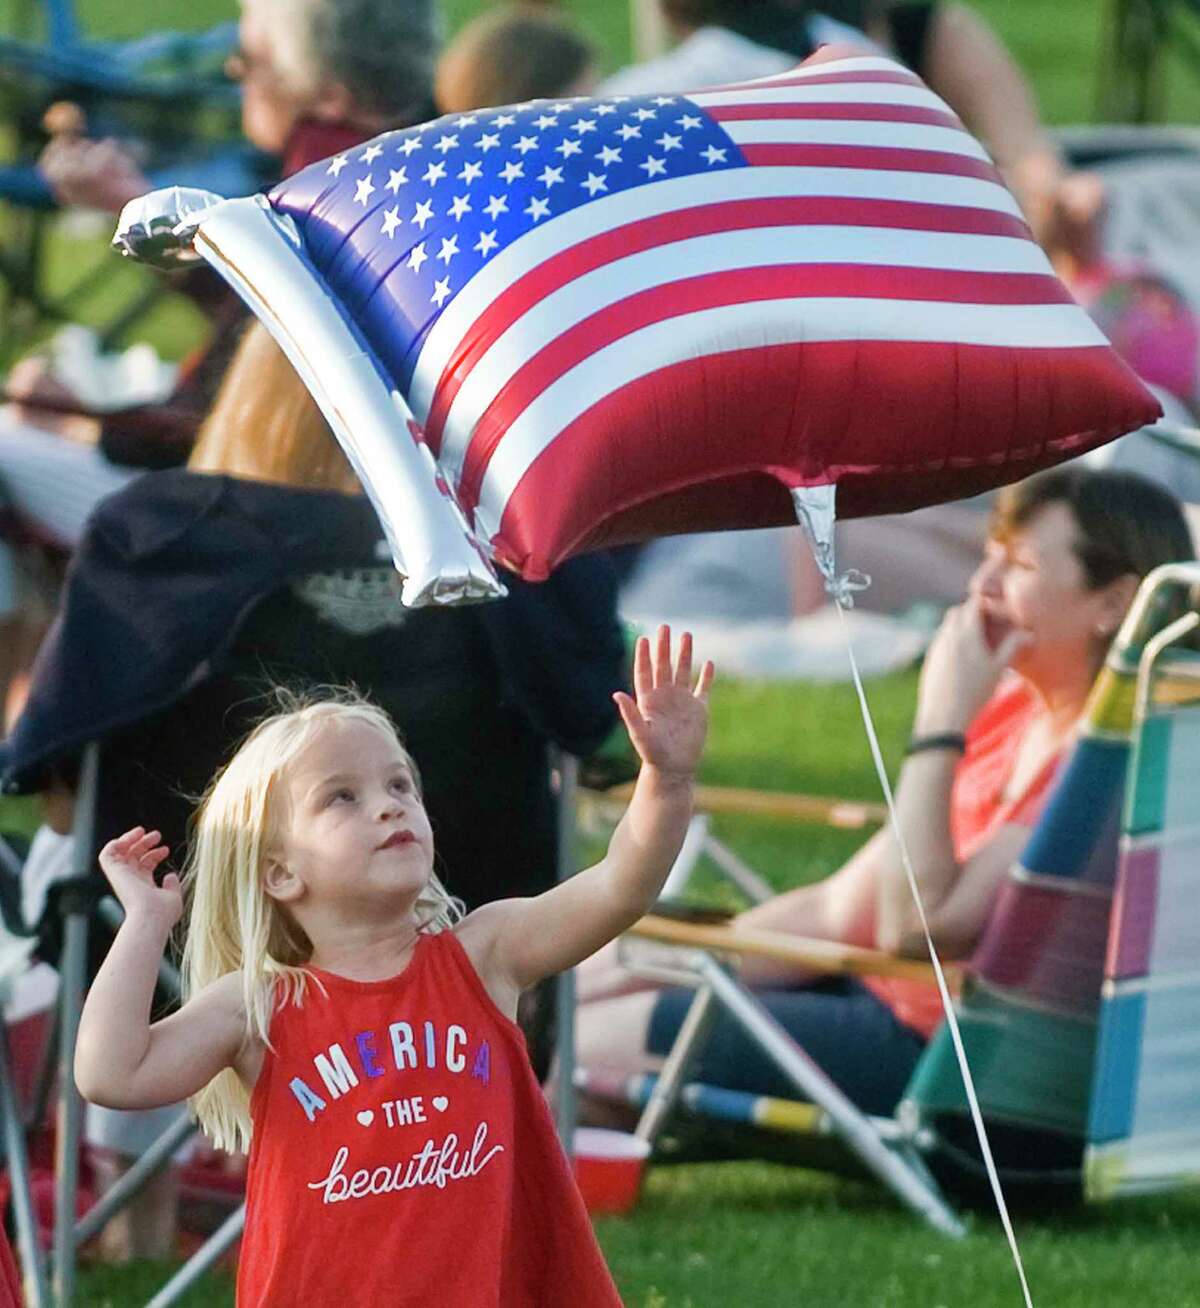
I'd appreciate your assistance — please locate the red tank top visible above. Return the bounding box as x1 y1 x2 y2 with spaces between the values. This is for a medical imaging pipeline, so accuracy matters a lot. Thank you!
237 932 623 1307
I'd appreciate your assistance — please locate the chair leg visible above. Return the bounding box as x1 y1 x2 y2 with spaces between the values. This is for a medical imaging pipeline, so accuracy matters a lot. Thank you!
142 1204 246 1308
51 889 89 1307
635 984 717 1147
658 815 710 901
52 740 100 1307
695 955 964 1237
0 1021 50 1307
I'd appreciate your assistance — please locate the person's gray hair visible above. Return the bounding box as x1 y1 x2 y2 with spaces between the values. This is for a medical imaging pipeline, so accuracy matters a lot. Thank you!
243 0 442 120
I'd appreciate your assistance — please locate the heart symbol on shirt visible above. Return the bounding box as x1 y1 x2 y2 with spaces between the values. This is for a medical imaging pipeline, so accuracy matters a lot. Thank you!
432 1096 449 1113
356 1110 375 1127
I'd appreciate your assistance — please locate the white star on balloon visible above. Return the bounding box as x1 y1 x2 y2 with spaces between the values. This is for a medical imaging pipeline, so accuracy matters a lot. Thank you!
412 199 435 230
596 145 622 166
477 132 501 152
656 132 683 152
616 123 642 141
434 133 460 154
407 241 428 272
639 155 667 177
422 160 447 185
448 194 472 221
380 206 402 238
437 234 460 264
326 154 349 176
525 195 551 222
678 114 703 130
701 144 727 165
572 117 598 135
633 107 658 121
398 136 423 157
581 171 608 197
499 159 525 183
594 103 618 116
354 175 376 205
431 277 452 307
533 114 558 129
514 135 540 155
492 113 517 128
458 159 484 184
361 144 383 163
385 167 408 193
475 229 499 256
538 164 564 188
555 138 583 158
483 193 509 219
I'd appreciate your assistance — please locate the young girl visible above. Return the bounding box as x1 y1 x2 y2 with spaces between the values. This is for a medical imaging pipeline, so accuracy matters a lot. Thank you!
75 626 712 1306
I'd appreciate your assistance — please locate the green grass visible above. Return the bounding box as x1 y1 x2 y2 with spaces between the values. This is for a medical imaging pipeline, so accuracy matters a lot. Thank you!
6 1 1200 1303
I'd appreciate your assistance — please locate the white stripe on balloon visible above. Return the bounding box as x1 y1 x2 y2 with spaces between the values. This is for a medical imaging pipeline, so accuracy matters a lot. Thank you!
690 83 951 110
721 118 992 160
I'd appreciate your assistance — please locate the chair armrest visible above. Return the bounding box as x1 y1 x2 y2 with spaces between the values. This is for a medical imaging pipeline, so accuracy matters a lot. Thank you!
629 914 958 987
583 783 886 829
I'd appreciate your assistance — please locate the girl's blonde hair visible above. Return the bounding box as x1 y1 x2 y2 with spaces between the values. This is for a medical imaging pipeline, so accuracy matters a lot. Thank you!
187 323 362 496
181 690 462 1153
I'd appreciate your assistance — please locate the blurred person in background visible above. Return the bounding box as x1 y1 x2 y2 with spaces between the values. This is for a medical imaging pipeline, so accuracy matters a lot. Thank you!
0 0 443 730
436 3 600 114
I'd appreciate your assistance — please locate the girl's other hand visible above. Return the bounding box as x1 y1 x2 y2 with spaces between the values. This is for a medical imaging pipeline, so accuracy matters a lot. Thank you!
614 626 714 782
915 597 1030 735
98 827 182 928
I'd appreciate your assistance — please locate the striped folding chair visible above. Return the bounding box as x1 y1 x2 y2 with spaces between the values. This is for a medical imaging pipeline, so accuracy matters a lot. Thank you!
1086 563 1200 1198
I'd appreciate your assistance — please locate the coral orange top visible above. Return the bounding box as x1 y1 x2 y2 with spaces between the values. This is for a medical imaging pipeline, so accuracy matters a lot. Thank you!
863 678 1066 1040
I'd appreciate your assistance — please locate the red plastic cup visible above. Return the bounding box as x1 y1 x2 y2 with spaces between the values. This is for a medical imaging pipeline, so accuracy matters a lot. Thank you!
572 1127 651 1216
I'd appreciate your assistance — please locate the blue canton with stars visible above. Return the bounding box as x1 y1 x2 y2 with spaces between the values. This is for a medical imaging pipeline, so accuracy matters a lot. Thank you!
269 94 744 394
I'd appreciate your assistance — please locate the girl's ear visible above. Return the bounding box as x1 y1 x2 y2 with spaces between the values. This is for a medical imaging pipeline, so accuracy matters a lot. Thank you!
263 857 302 904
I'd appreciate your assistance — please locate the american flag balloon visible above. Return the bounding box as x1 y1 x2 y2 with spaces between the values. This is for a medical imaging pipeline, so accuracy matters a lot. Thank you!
125 46 1160 589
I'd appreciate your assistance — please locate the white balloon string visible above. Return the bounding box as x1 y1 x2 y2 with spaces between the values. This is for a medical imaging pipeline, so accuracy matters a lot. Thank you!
834 597 1035 1308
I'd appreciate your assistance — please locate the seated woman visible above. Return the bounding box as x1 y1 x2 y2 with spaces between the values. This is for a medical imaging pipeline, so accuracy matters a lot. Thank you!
577 467 1195 1116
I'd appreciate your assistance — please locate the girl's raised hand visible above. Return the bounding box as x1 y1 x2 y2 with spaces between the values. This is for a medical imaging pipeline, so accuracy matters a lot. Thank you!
615 626 714 781
98 826 181 928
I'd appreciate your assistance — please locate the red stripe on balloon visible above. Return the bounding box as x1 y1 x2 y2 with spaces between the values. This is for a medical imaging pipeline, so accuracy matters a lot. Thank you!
422 196 1035 451
740 143 1001 182
485 341 1157 580
453 263 1075 515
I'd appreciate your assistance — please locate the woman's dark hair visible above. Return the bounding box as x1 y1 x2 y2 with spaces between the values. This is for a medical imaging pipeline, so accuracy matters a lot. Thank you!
660 0 820 56
990 466 1195 590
